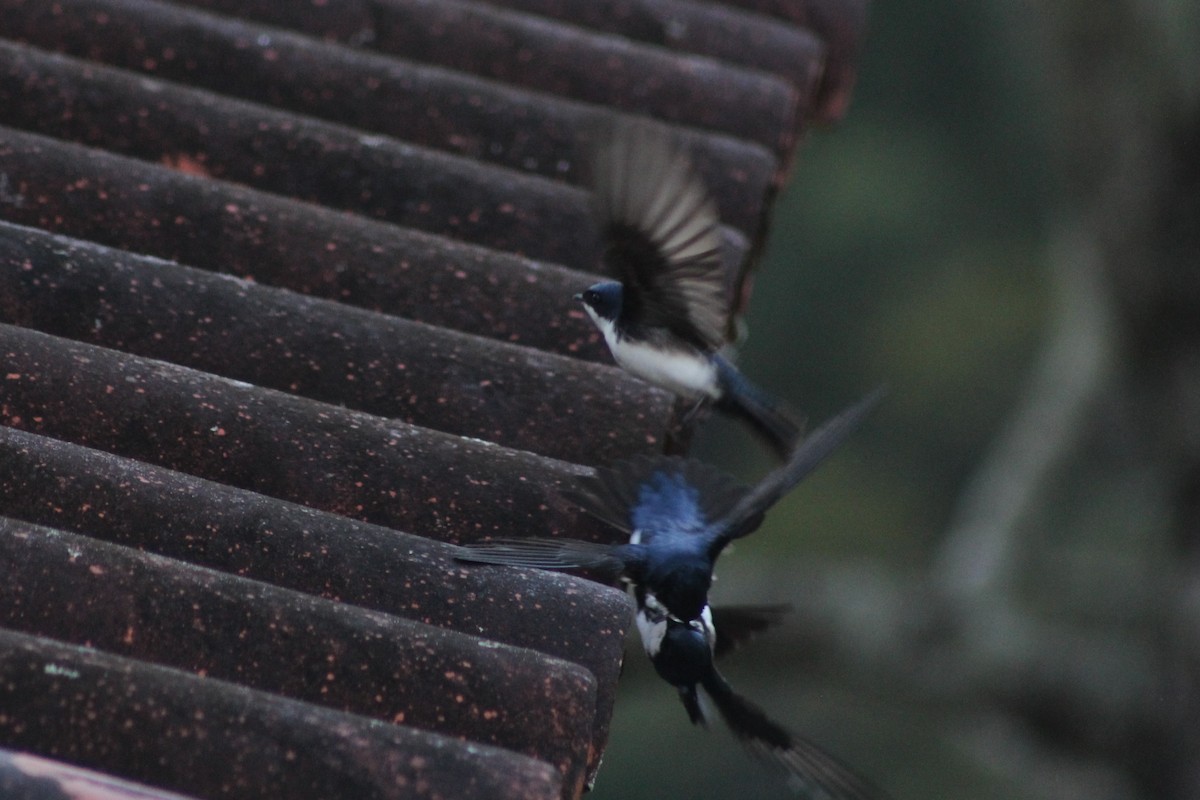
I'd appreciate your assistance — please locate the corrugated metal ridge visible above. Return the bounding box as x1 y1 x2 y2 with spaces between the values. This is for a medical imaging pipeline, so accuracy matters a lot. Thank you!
1 515 600 791
0 0 869 797
475 0 869 125
0 125 615 359
0 0 786 224
467 0 828 90
0 38 775 244
0 321 625 544
0 220 676 465
1 748 204 800
169 0 817 158
0 624 565 800
0 425 632 761
715 0 870 122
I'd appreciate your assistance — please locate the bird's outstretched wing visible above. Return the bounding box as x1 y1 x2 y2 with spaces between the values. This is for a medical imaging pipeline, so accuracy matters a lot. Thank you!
712 604 793 658
701 670 890 800
709 387 887 551
592 120 728 350
565 455 750 544
452 537 635 578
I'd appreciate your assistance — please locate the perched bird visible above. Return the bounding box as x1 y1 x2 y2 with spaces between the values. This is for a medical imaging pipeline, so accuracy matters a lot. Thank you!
577 122 803 458
454 389 887 798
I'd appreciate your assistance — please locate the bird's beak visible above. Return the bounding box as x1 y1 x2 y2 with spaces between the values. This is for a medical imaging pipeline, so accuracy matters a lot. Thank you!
572 292 583 302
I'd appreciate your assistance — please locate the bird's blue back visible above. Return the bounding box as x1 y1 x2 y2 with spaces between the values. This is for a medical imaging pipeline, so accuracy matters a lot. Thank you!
631 471 713 547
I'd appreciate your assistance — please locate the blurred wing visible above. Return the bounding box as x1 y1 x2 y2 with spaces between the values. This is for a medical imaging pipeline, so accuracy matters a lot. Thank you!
702 671 890 800
592 121 728 349
711 604 793 658
453 537 632 576
566 456 749 545
710 387 887 551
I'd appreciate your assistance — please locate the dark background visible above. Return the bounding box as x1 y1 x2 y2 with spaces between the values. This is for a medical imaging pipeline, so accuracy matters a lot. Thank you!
591 2 1199 798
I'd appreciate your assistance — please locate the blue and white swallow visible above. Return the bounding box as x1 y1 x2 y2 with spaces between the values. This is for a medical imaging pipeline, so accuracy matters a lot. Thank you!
576 122 803 458
456 388 882 624
646 606 889 800
454 390 888 797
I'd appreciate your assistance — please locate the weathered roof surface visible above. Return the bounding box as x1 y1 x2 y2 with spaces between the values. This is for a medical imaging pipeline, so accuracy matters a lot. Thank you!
0 749 204 800
0 221 669 464
0 0 867 797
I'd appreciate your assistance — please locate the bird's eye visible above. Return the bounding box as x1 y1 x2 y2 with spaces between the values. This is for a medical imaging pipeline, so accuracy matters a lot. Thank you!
584 290 598 304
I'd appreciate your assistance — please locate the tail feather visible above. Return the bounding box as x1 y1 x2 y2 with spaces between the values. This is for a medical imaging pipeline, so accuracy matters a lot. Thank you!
713 354 804 459
711 386 887 548
700 670 890 800
679 685 707 727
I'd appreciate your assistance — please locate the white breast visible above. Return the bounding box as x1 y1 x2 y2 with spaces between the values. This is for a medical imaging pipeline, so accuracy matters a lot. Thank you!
698 605 715 654
636 596 669 658
586 311 719 399
635 594 716 659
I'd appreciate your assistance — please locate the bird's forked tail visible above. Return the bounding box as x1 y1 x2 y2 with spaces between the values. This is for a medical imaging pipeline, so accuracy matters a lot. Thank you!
713 354 804 460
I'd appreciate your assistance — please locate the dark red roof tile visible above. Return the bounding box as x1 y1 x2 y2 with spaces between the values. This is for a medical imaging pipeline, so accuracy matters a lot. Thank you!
0 221 676 464
0 0 867 795
459 0 827 104
0 516 598 793
0 323 621 543
713 0 871 122
0 625 564 800
0 426 633 778
0 0 788 212
0 38 775 240
0 749 203 800
173 0 808 159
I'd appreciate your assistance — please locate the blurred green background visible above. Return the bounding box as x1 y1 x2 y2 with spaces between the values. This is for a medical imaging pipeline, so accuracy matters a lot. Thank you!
590 2 1198 798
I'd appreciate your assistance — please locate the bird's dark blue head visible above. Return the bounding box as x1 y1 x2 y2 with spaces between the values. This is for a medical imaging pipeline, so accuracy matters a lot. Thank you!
646 558 712 623
575 281 623 323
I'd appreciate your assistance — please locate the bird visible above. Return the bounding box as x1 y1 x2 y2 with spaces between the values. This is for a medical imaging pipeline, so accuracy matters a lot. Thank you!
646 608 890 800
454 388 888 797
454 387 884 626
576 121 803 458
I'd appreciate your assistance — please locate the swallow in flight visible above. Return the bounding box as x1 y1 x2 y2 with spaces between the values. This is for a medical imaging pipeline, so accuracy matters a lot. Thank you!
455 388 888 797
453 387 883 632
576 122 803 458
647 603 891 799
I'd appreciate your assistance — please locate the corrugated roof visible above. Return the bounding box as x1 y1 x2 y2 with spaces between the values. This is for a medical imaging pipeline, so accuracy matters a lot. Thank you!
0 0 868 797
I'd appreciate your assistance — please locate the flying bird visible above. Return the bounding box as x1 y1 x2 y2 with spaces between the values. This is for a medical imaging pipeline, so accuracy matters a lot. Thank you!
647 608 890 800
577 122 803 458
453 389 888 797
456 388 884 625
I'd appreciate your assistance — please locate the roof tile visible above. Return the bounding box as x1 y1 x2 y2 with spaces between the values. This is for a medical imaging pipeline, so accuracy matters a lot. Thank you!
0 625 564 800
0 516 598 793
0 220 676 464
0 0 868 794
0 425 633 775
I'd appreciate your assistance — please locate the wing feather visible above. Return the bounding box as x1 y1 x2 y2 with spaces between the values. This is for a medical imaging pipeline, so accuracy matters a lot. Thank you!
452 537 629 574
710 387 887 551
701 670 891 800
712 604 793 658
565 456 751 544
592 121 728 349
